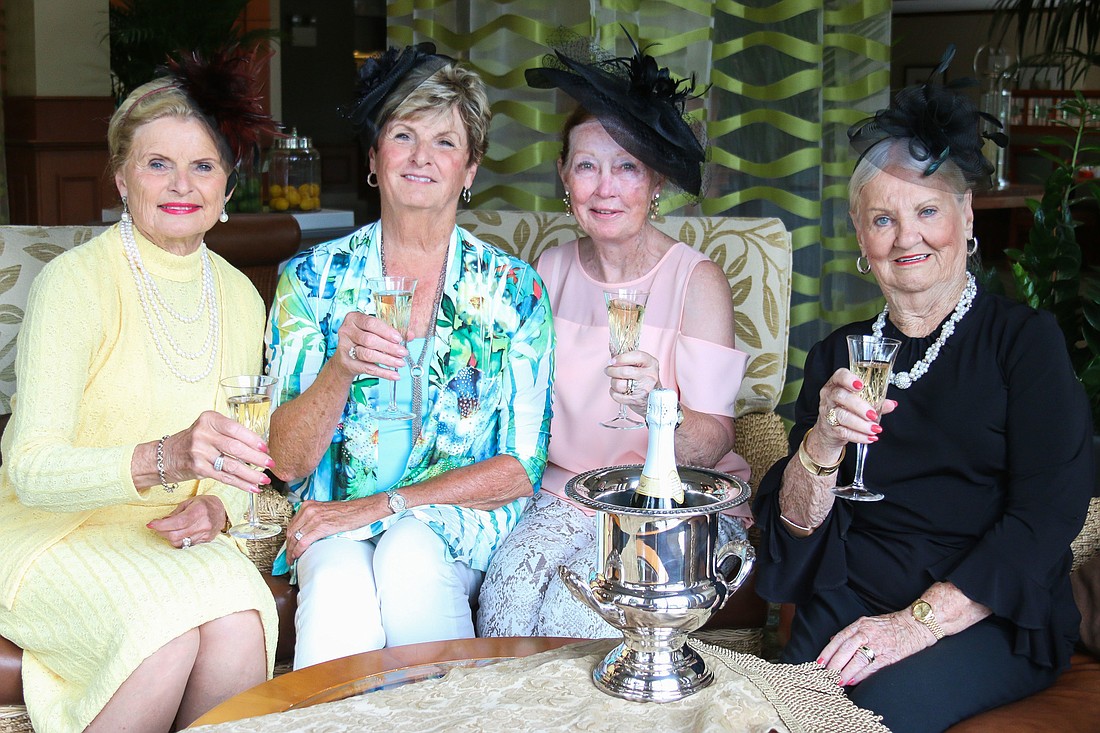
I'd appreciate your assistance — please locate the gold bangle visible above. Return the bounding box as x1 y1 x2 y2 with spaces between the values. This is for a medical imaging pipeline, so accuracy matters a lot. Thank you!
797 427 846 476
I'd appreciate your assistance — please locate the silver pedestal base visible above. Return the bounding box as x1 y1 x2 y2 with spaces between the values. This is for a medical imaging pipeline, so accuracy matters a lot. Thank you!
593 640 713 703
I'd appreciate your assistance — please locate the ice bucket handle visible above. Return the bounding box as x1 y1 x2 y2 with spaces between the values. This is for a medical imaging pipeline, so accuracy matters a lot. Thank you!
715 540 756 610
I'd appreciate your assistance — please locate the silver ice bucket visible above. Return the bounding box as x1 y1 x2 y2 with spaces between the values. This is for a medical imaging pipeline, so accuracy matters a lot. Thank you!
561 464 755 703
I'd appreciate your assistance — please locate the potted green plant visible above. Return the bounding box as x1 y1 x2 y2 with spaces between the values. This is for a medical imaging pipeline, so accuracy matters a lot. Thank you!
994 94 1100 427
989 0 1100 87
108 0 278 105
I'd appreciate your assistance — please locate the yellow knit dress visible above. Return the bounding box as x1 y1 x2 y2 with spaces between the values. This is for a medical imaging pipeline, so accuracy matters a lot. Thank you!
0 225 278 733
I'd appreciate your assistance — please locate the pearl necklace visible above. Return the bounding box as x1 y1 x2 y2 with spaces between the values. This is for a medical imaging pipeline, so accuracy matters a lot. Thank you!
120 213 220 383
871 272 977 389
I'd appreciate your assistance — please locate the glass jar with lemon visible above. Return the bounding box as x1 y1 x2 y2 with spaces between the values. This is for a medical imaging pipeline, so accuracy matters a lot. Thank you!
265 129 322 212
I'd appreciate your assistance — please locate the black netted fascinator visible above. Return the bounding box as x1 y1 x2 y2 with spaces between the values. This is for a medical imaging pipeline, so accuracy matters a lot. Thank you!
848 45 1008 190
526 28 707 197
348 42 452 151
161 46 280 167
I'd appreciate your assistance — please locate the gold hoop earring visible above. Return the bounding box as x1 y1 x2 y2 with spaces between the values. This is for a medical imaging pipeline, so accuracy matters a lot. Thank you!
563 190 572 217
649 192 660 220
366 172 378 188
856 255 871 275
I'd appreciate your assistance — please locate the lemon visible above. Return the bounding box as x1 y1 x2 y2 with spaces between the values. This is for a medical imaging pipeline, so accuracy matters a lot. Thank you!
299 197 315 211
270 197 290 211
268 184 283 198
285 188 301 206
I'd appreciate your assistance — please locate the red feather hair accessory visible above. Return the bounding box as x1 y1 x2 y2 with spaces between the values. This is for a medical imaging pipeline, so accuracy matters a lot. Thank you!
165 46 279 167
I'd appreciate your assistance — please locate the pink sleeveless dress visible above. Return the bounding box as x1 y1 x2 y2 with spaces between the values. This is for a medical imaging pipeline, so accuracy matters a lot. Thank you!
537 239 751 514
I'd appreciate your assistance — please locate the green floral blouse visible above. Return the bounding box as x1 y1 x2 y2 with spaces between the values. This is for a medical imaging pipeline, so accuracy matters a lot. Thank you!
266 222 555 576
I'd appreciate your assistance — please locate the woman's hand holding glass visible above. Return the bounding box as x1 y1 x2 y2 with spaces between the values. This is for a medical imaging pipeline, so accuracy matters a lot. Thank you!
605 348 661 419
156 410 273 493
601 288 650 429
340 310 410 379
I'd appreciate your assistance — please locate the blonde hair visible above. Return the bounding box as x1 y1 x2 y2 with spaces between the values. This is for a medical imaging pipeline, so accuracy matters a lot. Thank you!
108 78 233 175
376 63 491 165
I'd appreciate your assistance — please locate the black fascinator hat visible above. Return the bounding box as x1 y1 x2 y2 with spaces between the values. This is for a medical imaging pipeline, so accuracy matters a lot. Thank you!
158 46 279 169
526 28 708 197
348 42 453 151
848 44 1008 191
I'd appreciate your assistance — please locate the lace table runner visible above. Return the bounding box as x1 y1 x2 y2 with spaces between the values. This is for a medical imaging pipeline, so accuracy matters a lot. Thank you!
191 639 890 733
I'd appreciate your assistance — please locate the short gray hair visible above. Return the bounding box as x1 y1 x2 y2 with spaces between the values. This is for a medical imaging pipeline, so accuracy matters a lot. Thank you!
849 137 969 217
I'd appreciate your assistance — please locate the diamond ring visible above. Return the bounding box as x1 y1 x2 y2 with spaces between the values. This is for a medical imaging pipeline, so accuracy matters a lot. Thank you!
181 536 192 549
348 345 358 361
856 645 875 664
213 454 225 472
294 530 304 542
626 379 636 395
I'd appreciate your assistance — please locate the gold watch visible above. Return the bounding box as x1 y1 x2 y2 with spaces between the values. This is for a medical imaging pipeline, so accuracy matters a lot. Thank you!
910 599 945 640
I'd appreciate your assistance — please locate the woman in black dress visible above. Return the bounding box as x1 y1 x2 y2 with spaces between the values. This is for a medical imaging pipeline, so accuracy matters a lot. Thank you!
752 49 1094 733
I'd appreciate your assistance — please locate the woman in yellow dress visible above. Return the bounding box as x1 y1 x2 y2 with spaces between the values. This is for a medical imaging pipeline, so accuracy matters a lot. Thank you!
0 50 280 733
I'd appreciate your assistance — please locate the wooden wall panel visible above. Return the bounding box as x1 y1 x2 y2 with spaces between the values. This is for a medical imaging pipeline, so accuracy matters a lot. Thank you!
3 96 115 225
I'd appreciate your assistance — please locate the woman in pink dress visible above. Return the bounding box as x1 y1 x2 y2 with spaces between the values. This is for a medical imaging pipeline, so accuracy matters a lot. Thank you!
477 32 750 638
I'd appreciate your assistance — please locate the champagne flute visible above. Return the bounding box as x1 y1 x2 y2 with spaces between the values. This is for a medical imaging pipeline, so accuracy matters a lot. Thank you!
220 375 281 539
366 276 417 421
831 335 901 502
601 288 650 430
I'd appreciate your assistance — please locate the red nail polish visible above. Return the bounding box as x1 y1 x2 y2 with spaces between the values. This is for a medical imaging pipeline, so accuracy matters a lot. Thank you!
266 459 276 469
869 435 879 442
816 658 824 666
145 522 153 529
852 380 863 391
871 424 883 434
866 410 877 420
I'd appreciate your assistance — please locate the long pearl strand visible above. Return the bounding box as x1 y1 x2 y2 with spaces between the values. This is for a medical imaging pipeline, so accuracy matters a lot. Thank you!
120 212 220 383
871 272 976 389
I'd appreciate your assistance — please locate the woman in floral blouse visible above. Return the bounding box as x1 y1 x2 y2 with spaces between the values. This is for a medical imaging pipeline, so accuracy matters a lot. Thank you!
265 43 554 669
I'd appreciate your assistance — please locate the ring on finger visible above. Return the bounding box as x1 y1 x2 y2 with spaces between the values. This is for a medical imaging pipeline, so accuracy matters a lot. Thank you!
213 454 225 472
826 407 841 427
348 345 358 362
856 645 875 664
294 530 304 542
626 379 636 396
181 536 192 549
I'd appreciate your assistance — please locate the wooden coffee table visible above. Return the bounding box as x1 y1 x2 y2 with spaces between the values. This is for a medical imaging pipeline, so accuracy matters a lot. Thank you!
190 637 581 727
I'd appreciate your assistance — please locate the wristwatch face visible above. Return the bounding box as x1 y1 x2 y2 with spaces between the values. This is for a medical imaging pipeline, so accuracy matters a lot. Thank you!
912 600 932 622
387 490 407 513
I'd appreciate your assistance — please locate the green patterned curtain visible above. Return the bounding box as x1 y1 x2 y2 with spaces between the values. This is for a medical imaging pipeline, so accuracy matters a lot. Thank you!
387 0 891 417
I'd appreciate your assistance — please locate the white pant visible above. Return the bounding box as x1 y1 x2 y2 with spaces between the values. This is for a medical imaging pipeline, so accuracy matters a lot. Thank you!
293 517 483 669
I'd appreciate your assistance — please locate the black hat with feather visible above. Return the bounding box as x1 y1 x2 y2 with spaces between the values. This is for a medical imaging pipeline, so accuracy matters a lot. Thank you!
848 44 1008 191
526 28 708 197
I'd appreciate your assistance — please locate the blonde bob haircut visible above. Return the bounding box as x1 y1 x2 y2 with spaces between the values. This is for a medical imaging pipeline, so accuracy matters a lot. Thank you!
107 78 234 176
375 62 491 166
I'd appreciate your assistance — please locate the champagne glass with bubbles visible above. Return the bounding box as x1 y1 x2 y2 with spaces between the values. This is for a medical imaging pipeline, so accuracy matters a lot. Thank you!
366 276 417 421
220 375 281 539
832 335 901 502
601 288 649 430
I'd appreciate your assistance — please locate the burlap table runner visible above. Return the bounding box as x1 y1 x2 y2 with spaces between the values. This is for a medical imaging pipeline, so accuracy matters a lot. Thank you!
191 639 890 733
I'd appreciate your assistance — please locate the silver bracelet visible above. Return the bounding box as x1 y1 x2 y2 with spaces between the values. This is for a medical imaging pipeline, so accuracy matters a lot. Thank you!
156 435 178 493
780 512 815 533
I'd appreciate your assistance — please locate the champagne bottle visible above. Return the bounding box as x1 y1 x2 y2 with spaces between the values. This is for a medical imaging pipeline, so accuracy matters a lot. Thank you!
630 388 685 509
